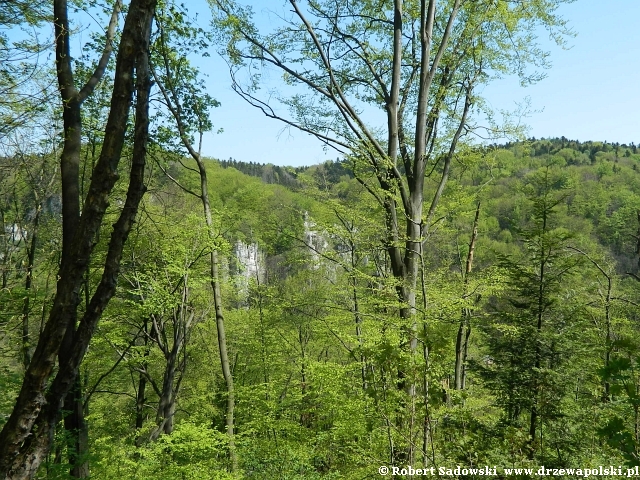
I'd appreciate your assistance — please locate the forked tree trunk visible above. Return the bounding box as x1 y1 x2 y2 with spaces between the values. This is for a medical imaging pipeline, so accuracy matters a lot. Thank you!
212 0 468 467
383 0 463 466
54 0 122 476
147 306 193 441
150 353 177 439
0 0 156 476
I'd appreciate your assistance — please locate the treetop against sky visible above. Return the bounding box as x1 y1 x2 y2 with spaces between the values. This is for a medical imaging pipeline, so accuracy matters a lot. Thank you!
194 0 640 166
6 0 638 166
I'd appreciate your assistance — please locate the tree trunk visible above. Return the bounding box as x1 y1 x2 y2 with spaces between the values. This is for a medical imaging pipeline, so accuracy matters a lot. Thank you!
191 155 237 471
529 205 549 458
135 318 150 432
136 373 148 430
54 1 122 476
150 352 177 440
0 0 155 476
385 0 462 466
211 247 237 471
54 4 88 471
454 203 480 391
21 205 40 370
153 52 238 471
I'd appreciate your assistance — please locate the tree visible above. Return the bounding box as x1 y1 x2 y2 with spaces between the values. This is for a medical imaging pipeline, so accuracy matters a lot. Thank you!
599 211 640 466
149 3 237 469
481 165 583 461
53 1 122 475
0 0 158 477
212 0 573 464
123 213 210 443
453 202 480 392
0 1 51 146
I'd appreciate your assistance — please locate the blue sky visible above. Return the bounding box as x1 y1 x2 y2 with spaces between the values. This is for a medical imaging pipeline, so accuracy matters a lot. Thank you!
184 1 640 166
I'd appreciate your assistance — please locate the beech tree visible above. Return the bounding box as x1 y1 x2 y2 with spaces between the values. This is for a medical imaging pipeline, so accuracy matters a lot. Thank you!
120 213 211 443
0 0 158 477
211 0 572 464
149 4 238 470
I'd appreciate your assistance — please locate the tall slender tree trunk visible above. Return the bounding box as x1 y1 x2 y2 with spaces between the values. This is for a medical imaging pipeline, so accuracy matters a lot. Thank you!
194 154 237 471
454 203 480 391
529 207 548 458
189 153 237 470
208 213 237 473
351 273 367 391
153 53 238 472
21 205 40 370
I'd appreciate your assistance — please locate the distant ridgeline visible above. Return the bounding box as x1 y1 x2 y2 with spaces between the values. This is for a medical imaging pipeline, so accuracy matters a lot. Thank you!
219 138 639 187
217 159 307 188
217 157 354 188
500 137 638 163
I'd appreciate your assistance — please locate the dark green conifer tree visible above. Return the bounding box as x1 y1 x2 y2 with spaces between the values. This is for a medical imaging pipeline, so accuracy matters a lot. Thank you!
480 165 583 462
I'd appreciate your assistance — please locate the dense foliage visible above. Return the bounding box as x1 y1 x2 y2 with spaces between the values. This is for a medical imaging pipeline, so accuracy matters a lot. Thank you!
3 136 640 477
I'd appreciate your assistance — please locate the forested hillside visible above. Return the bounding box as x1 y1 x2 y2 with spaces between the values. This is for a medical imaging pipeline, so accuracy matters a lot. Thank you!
3 136 640 478
2 0 639 478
